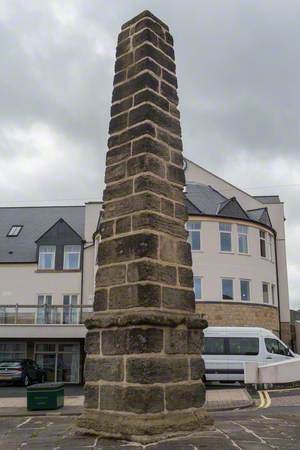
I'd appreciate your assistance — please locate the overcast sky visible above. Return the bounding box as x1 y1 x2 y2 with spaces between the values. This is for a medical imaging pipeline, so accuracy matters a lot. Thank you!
0 0 300 308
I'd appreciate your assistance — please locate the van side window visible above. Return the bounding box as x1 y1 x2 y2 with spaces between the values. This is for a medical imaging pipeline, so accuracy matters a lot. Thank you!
265 338 288 355
203 337 225 355
228 337 259 355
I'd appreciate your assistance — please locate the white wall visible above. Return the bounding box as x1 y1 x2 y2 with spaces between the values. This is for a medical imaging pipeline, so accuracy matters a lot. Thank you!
191 218 277 305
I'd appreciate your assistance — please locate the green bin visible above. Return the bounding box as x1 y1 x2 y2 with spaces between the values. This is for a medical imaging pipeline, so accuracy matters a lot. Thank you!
27 382 64 411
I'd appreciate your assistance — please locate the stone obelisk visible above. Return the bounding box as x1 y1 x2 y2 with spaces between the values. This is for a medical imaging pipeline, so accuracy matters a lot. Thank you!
78 10 212 444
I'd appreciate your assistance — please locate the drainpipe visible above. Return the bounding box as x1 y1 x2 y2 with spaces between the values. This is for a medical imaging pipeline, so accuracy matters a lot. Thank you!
274 231 282 339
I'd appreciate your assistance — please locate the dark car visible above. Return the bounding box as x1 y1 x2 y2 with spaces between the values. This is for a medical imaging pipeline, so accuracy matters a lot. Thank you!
0 359 46 386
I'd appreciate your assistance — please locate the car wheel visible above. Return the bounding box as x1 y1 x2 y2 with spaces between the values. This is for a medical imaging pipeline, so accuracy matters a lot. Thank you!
23 375 30 387
41 374 46 383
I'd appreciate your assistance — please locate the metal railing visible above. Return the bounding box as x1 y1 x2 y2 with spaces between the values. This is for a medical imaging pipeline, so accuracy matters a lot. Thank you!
0 304 93 325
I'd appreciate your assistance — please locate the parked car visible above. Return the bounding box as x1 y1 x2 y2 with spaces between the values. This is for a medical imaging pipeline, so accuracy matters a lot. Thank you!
203 326 297 383
0 359 46 386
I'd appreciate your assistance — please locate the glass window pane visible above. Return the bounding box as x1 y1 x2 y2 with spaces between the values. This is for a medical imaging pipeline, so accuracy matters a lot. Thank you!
263 283 269 303
240 280 250 301
265 338 287 355
191 231 201 250
237 225 248 234
238 235 248 253
222 279 233 300
219 223 232 231
203 337 225 355
220 233 232 252
228 337 259 355
194 277 201 300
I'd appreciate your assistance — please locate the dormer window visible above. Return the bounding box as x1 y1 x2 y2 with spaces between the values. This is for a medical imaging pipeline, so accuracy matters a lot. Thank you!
38 245 56 269
7 225 23 237
63 245 81 270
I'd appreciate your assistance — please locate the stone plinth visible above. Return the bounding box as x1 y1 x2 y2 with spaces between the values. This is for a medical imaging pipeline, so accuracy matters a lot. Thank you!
77 10 212 444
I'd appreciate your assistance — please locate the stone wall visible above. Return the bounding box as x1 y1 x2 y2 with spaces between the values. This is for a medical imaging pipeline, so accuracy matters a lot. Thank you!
196 302 280 335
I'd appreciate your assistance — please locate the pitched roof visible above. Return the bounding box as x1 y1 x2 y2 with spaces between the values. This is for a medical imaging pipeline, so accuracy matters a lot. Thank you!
185 183 273 229
0 206 85 263
253 195 281 205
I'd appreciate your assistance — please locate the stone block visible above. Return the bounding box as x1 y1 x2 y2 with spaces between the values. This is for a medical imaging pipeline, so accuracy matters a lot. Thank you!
132 211 187 239
178 267 194 288
113 69 127 85
165 329 202 354
165 383 205 411
108 111 128 134
100 384 164 413
105 161 126 183
84 384 99 409
134 174 184 203
116 37 131 57
132 28 158 48
102 328 163 354
106 142 131 166
129 103 181 136
118 28 130 44
162 68 178 88
170 150 183 166
95 265 126 287
159 235 176 262
115 51 134 73
112 72 159 103
109 283 161 309
158 38 175 60
103 192 161 220
135 43 176 73
115 216 131 234
135 17 166 38
111 97 133 118
134 88 169 112
94 289 108 311
161 80 179 105
177 241 193 266
108 122 156 149
85 357 124 382
167 164 186 186
99 220 114 239
127 260 177 285
162 287 195 312
157 128 183 151
132 136 170 161
126 357 188 383
98 233 159 266
191 358 205 380
84 331 100 354
127 57 161 78
103 179 133 201
122 10 169 31
127 154 165 178
175 202 188 221
165 31 174 46
161 198 174 217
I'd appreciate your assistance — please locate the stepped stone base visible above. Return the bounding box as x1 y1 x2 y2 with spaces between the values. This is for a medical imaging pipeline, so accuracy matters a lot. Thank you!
77 408 213 444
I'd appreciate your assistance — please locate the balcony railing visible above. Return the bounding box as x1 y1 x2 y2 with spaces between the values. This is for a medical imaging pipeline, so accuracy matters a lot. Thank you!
0 304 93 325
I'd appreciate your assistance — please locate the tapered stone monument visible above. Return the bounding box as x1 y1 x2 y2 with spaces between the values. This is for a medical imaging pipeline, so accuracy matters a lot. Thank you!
78 10 212 444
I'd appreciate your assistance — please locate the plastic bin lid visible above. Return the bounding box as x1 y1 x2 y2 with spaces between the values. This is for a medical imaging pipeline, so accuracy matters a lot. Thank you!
27 382 64 390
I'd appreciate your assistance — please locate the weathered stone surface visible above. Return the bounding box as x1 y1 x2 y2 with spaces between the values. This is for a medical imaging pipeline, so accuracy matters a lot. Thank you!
175 202 188 221
98 233 159 266
94 289 108 311
134 88 169 112
129 103 181 136
163 287 195 312
132 28 158 49
161 80 179 105
102 328 163 355
109 283 161 309
116 37 131 57
162 68 178 88
132 137 170 161
165 329 202 354
100 385 164 413
112 72 159 103
157 128 183 151
105 161 126 183
127 154 165 178
134 174 184 203
95 265 126 287
115 51 134 73
106 142 131 166
118 28 130 43
161 198 174 217
191 357 205 380
127 260 177 284
99 220 114 239
85 357 124 382
84 331 100 354
178 267 194 287
122 10 169 31
126 357 188 383
159 235 176 262
84 384 99 409
176 241 193 266
109 111 128 135
127 57 161 79
170 150 183 167
113 69 127 85
103 179 133 201
165 383 205 411
135 16 166 37
108 122 156 149
115 216 131 234
135 44 176 73
132 211 187 239
103 192 161 220
111 98 133 118
167 164 185 186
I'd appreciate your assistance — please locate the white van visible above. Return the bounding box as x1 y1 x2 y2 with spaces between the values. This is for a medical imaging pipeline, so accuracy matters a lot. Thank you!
203 326 297 382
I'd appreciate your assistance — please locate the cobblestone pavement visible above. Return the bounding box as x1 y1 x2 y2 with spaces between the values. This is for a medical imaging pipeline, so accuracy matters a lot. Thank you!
1 413 300 450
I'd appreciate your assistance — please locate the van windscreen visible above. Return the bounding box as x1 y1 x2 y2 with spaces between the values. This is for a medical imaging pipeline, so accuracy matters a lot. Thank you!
228 337 259 355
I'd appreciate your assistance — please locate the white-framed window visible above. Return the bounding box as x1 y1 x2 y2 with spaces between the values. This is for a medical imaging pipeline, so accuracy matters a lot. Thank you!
271 284 276 305
38 246 56 270
238 225 248 254
63 294 78 324
260 231 266 258
187 221 201 251
222 278 234 300
268 234 274 262
262 282 269 303
37 294 53 324
240 279 250 301
7 225 23 237
219 223 232 252
194 276 202 301
0 342 26 361
63 245 81 270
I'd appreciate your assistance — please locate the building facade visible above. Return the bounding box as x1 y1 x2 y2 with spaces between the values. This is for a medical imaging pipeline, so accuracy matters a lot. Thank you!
0 160 291 383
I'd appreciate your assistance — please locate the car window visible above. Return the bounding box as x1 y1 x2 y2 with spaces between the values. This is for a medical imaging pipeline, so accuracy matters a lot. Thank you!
228 337 259 355
265 338 287 355
203 337 226 355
